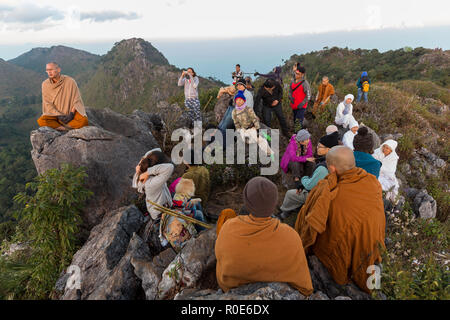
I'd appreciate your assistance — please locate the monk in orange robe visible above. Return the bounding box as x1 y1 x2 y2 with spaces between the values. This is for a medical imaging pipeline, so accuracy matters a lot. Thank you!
215 177 313 296
37 62 88 131
295 146 385 293
313 76 335 114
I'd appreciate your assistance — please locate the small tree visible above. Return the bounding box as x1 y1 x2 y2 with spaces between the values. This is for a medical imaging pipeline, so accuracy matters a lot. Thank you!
13 163 92 299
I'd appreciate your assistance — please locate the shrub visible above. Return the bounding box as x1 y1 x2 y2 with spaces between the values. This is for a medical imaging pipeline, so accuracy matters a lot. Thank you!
6 164 93 299
377 208 450 300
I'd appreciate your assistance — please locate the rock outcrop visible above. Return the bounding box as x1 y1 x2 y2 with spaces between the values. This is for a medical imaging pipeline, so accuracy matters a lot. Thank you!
57 205 146 300
405 188 437 219
30 107 159 229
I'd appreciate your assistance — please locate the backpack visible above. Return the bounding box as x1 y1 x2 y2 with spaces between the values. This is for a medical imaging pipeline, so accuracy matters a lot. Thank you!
361 76 370 92
160 212 197 252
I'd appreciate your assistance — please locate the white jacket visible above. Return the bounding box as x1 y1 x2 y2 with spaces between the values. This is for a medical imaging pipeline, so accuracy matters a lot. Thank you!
342 130 357 150
133 163 174 219
373 140 400 196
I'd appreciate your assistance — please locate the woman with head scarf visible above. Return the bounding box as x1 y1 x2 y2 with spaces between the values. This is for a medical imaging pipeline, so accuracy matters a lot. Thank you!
342 118 359 150
335 94 356 129
373 140 400 203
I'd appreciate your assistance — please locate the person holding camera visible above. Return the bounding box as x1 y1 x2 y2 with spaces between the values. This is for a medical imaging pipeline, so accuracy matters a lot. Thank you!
178 67 201 125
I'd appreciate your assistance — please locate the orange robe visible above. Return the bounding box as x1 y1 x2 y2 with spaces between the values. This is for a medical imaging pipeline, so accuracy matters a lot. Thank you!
216 211 313 296
313 83 335 113
38 75 88 129
37 111 88 129
295 168 385 293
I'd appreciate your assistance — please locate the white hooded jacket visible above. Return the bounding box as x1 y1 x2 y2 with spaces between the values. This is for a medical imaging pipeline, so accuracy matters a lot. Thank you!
373 140 400 198
335 94 356 128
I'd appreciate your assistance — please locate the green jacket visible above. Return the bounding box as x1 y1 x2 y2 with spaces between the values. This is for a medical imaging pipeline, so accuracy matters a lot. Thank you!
182 165 210 204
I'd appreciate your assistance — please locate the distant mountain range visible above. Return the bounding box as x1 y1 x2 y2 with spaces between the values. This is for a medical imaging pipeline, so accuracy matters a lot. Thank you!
1 39 449 113
0 39 222 113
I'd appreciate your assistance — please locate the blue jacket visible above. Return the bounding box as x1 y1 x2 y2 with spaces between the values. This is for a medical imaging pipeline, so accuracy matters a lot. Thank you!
354 151 381 178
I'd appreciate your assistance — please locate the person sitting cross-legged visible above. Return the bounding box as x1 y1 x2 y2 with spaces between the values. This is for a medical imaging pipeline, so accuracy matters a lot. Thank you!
37 62 89 131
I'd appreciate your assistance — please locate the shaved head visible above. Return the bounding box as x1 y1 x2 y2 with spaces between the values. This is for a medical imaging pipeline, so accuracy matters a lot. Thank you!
46 62 59 68
326 146 355 174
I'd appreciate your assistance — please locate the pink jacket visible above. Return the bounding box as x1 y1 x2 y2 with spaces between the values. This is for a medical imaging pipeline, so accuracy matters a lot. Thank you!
280 135 313 173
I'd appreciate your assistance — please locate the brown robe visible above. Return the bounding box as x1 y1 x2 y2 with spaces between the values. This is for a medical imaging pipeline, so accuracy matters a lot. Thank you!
216 212 313 296
41 75 87 117
313 83 335 113
295 168 385 293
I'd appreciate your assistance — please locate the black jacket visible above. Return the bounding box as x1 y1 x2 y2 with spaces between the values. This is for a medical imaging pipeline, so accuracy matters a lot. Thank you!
255 81 283 109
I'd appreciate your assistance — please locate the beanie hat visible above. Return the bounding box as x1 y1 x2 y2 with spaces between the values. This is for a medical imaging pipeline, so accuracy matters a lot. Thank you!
326 125 338 135
234 90 246 102
296 129 310 142
236 78 246 87
353 127 374 153
297 66 306 74
243 177 278 217
319 131 340 148
361 71 368 78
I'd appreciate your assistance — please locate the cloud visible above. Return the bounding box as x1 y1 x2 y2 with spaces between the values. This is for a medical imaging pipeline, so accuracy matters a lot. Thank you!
0 4 64 24
80 11 140 23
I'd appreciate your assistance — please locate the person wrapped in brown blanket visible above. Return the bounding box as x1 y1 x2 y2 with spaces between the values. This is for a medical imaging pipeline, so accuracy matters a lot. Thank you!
215 177 313 296
37 62 88 130
295 146 385 293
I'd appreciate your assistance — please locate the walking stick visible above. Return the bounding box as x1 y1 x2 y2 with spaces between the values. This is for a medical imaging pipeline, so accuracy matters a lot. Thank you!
147 200 214 229
202 95 213 111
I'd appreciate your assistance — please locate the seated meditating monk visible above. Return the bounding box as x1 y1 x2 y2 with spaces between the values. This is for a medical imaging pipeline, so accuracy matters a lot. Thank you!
37 62 88 131
294 146 385 293
215 176 313 296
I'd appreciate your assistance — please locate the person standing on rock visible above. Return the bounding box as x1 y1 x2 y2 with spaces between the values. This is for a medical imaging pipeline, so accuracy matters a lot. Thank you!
37 62 89 131
294 146 385 294
232 64 243 85
373 140 400 204
215 176 313 296
178 67 201 126
356 71 371 103
255 79 290 138
289 66 311 129
313 76 335 115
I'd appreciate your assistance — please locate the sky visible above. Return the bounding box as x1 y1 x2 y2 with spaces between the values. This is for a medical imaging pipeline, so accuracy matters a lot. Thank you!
1 0 449 43
1 0 449 83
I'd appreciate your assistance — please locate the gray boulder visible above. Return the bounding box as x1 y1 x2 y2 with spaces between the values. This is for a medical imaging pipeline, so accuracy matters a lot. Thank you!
58 205 146 300
308 255 372 300
31 107 159 229
157 228 217 300
131 247 177 300
405 188 437 219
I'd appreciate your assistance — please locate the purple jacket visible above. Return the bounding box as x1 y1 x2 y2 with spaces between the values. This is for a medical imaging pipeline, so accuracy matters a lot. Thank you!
280 135 313 173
